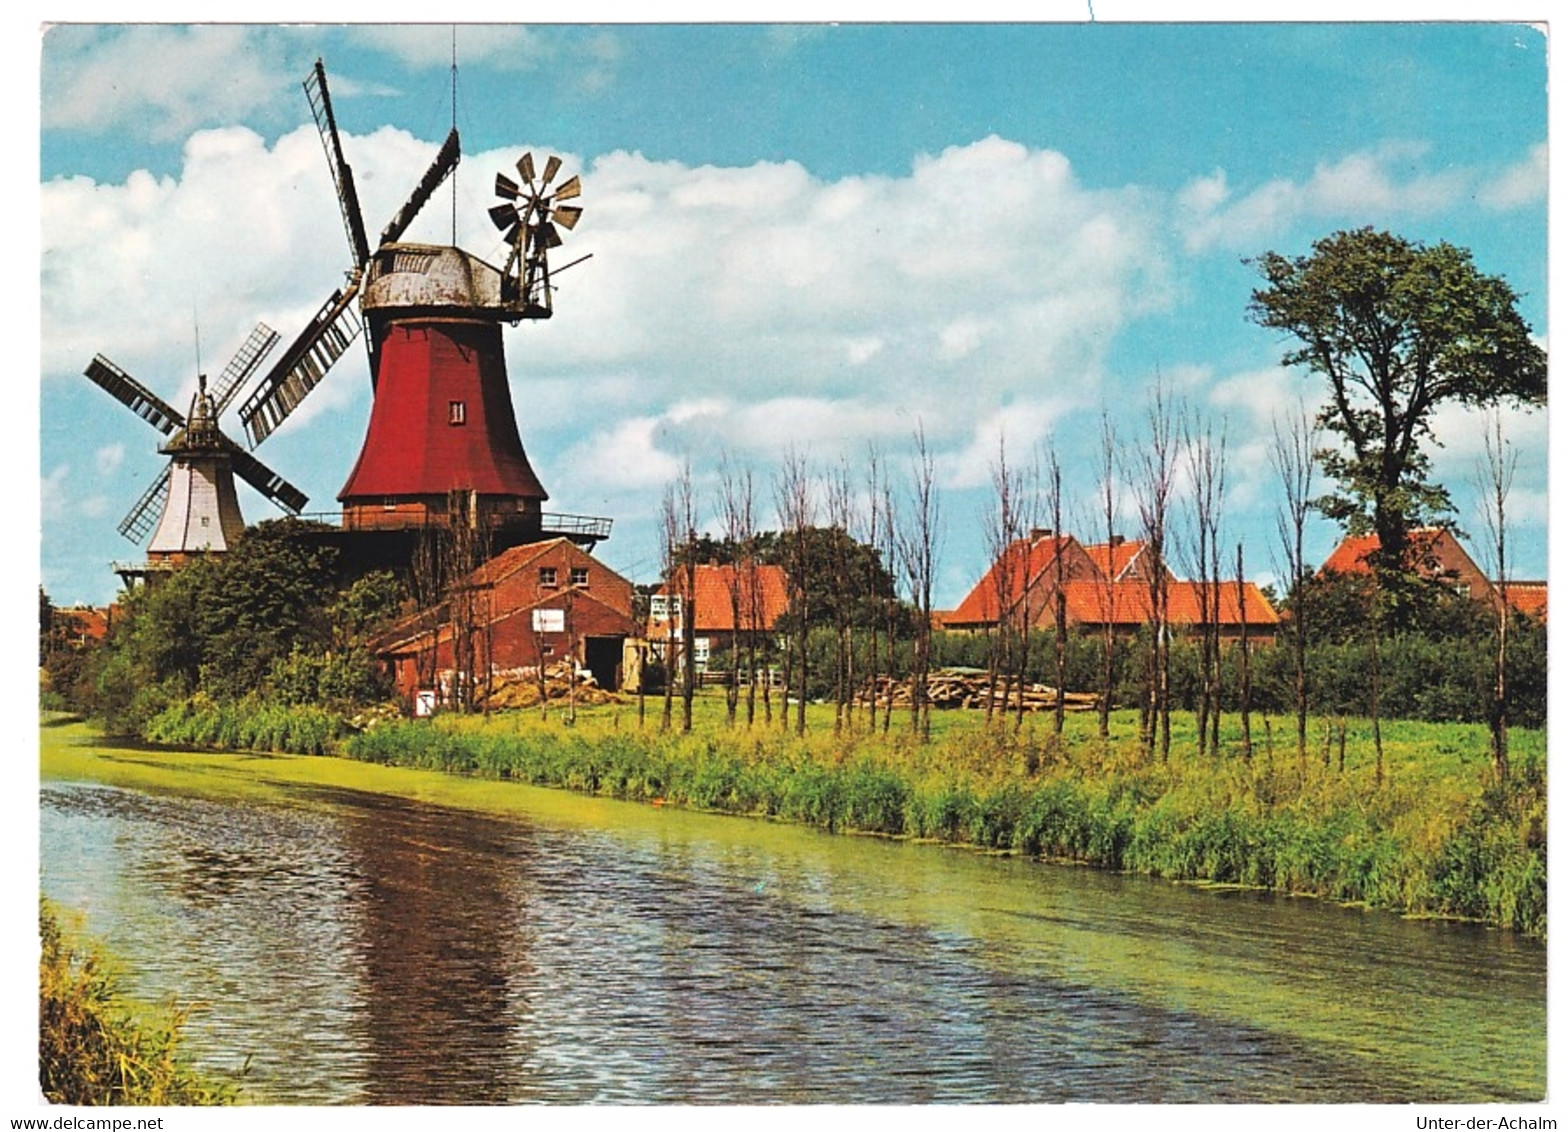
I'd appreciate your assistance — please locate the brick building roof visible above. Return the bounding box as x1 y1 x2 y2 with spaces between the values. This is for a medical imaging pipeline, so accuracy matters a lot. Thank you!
1060 580 1279 628
948 533 1091 626
653 562 790 633
1082 538 1148 581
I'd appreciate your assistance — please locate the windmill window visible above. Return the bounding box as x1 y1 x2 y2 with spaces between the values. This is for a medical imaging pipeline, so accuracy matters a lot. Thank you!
449 401 467 426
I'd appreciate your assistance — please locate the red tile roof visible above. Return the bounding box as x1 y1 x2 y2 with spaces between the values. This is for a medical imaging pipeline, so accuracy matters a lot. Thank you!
1504 582 1547 620
54 606 112 644
1060 580 1279 627
1083 540 1146 581
656 563 790 633
1321 528 1461 576
949 534 1078 625
1320 532 1382 575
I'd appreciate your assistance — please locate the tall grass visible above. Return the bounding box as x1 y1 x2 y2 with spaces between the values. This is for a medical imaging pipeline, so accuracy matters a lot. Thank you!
344 702 1546 936
39 900 238 1105
143 694 350 755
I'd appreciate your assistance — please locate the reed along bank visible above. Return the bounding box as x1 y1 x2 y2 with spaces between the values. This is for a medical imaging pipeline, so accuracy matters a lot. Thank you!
139 695 1543 937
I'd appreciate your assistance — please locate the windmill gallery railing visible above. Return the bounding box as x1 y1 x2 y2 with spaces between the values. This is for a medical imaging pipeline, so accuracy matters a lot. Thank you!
296 507 612 542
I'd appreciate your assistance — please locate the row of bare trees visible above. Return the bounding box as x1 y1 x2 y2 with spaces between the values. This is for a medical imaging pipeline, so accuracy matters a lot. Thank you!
654 426 943 739
649 387 1524 779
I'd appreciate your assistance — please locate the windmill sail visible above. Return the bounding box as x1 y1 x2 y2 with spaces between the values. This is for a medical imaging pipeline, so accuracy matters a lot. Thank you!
305 58 371 268
84 356 185 436
379 128 461 248
207 323 280 415
225 440 308 514
238 288 362 446
116 465 172 543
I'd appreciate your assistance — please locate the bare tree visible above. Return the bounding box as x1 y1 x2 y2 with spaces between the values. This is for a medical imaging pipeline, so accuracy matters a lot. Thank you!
864 445 884 733
1130 381 1177 762
984 435 1025 724
1476 411 1517 784
715 461 767 729
1095 411 1119 739
679 459 698 734
1045 446 1068 735
1010 452 1044 730
1182 410 1227 757
897 424 942 742
719 453 747 727
1271 404 1320 768
826 458 856 734
775 448 815 737
1235 542 1253 760
659 482 678 733
880 465 899 735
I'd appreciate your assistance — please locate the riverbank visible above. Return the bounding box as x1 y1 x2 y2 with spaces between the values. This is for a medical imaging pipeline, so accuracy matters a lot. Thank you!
116 696 1546 936
40 899 238 1104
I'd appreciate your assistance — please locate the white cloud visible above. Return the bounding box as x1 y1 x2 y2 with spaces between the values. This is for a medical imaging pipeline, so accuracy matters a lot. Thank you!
42 26 291 142
1478 143 1547 210
41 466 69 521
350 26 547 71
1176 142 1476 252
941 400 1077 491
94 444 125 476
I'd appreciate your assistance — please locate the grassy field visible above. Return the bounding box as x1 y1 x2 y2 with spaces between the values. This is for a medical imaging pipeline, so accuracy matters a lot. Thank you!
329 692 1544 935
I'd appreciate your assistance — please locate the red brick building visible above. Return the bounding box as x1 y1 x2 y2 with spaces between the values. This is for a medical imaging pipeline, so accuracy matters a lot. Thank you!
944 531 1101 631
373 538 638 708
949 530 1277 640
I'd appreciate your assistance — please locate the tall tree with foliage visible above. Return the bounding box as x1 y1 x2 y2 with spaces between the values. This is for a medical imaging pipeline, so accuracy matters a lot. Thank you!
1248 228 1546 605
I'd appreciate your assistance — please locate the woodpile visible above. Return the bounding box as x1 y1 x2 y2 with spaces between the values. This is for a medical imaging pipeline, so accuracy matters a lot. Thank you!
857 668 1100 713
475 659 625 710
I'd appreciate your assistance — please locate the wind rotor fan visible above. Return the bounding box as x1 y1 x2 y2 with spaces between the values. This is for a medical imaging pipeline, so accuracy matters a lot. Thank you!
489 152 584 315
83 323 308 543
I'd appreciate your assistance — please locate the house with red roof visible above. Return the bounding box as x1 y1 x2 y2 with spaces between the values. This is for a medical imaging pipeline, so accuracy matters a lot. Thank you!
948 529 1277 640
1059 579 1279 640
1321 528 1546 620
49 605 116 648
647 561 790 674
372 538 639 708
943 530 1101 631
1082 535 1172 585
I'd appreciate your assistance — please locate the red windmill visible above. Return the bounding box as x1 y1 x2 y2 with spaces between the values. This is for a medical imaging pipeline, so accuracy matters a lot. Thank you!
238 59 605 562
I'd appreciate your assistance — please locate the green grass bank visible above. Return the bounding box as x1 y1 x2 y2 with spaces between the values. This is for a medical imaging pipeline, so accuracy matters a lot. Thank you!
135 695 1546 936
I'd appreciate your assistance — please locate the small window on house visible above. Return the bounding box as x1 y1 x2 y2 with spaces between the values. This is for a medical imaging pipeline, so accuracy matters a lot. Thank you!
449 400 467 425
383 496 397 511
539 566 558 588
541 644 554 657
570 567 589 588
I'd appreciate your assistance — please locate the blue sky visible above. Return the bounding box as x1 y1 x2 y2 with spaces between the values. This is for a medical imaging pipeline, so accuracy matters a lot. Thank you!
38 19 1549 609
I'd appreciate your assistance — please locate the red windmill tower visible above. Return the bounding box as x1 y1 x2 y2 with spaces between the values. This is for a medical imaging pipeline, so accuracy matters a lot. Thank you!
238 59 605 567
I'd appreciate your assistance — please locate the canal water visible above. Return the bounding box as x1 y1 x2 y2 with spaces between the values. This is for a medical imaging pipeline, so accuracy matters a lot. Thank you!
39 759 1545 1104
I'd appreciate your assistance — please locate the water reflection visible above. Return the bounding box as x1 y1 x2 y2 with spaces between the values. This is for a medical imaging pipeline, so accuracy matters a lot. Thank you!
39 774 1545 1105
